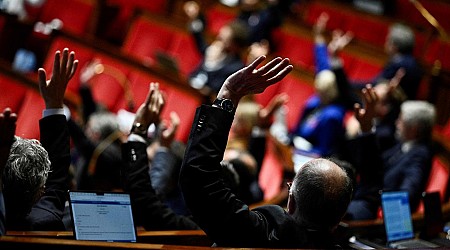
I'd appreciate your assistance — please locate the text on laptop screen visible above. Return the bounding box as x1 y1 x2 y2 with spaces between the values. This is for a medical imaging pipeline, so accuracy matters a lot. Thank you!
382 191 414 242
69 192 136 242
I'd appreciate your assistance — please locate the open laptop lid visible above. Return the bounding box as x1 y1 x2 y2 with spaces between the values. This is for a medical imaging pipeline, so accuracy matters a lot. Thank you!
69 191 137 242
381 190 415 243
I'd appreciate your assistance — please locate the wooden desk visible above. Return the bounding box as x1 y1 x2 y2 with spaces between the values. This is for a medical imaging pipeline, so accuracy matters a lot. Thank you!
6 230 212 247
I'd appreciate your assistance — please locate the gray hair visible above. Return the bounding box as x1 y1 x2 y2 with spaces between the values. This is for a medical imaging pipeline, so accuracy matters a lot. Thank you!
291 158 352 231
387 23 415 54
401 101 435 141
3 136 51 215
87 112 120 141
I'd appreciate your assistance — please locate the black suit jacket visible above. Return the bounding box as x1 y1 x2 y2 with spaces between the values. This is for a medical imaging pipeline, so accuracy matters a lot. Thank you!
121 141 198 230
180 105 337 248
7 114 70 230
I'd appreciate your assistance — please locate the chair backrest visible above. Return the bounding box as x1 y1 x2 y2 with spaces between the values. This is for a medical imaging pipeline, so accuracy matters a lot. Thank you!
38 0 96 35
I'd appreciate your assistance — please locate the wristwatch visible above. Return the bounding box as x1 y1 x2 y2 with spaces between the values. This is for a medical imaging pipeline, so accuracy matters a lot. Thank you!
130 122 148 137
213 98 234 113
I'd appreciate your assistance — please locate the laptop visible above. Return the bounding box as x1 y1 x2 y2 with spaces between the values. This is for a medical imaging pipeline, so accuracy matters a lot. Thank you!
381 191 438 249
69 191 137 242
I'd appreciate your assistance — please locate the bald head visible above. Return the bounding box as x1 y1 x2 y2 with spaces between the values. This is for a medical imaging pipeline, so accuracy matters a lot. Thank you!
290 159 352 231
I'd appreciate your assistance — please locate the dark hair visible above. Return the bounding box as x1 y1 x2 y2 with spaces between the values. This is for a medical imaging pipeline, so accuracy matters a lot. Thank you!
291 159 353 231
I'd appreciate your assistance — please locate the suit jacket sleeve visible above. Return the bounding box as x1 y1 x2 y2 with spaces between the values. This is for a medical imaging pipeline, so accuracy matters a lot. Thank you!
149 149 177 199
180 105 281 247
27 114 70 230
122 141 198 230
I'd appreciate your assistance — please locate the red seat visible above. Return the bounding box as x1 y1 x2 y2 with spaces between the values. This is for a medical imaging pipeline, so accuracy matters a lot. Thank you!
272 28 315 72
122 17 176 66
416 156 449 213
258 138 284 200
345 14 389 48
166 32 202 77
396 0 450 33
15 90 45 139
303 1 348 32
38 0 96 35
102 0 167 42
277 74 315 131
204 4 237 36
88 54 133 113
424 39 450 72
0 74 28 112
341 53 383 82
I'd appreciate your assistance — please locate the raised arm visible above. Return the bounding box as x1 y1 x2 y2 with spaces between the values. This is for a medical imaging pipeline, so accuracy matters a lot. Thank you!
180 56 292 246
122 83 198 230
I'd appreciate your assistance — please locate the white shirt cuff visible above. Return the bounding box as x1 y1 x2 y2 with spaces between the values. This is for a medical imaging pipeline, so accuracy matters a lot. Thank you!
128 134 147 143
42 108 65 118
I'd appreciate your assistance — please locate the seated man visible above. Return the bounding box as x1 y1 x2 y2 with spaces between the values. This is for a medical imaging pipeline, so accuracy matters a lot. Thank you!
180 56 353 248
2 48 78 230
345 86 435 220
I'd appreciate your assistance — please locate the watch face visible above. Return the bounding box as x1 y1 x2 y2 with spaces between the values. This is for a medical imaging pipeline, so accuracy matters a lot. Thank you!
222 99 234 111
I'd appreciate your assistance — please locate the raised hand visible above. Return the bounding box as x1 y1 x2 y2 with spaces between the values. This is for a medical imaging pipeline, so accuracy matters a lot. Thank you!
218 56 293 106
328 30 353 56
133 82 165 131
159 112 180 148
354 85 378 133
313 12 329 37
38 48 78 109
258 93 289 128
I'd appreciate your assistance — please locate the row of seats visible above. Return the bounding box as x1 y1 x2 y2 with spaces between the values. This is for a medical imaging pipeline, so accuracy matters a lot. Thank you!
300 0 450 72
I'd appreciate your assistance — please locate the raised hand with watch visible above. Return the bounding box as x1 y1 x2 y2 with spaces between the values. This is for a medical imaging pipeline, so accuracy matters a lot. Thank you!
214 56 292 112
130 82 165 137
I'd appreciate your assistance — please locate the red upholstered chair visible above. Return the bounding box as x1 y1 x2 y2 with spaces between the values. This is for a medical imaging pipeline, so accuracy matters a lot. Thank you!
102 0 168 42
204 4 237 36
0 74 28 112
122 17 175 66
345 14 389 48
258 138 285 200
37 0 96 35
340 53 383 82
424 39 450 72
416 156 449 213
166 32 202 77
15 90 45 139
276 74 315 132
272 28 314 72
303 1 347 32
87 54 132 113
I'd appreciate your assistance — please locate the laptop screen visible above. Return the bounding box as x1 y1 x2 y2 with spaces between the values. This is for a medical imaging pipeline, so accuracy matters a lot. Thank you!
382 191 414 242
69 191 137 242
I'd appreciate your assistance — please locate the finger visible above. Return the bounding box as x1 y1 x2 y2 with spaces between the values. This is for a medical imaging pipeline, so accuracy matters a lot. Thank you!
353 103 363 119
61 48 69 74
68 60 79 80
53 50 61 76
144 83 155 106
262 58 290 79
266 64 293 84
66 51 75 76
38 68 47 90
247 55 267 72
170 112 180 128
257 57 283 75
